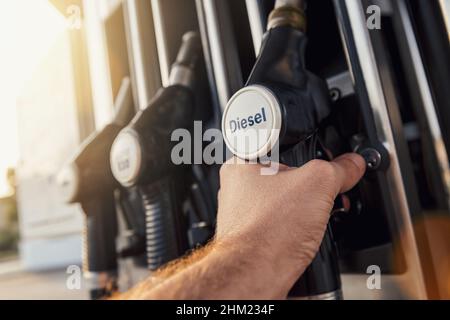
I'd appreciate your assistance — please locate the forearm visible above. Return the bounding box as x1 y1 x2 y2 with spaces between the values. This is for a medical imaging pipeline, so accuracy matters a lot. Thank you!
123 239 305 300
116 243 213 299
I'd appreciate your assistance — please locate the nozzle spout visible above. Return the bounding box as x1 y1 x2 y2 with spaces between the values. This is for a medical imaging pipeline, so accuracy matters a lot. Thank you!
268 0 307 31
274 0 306 10
168 31 202 89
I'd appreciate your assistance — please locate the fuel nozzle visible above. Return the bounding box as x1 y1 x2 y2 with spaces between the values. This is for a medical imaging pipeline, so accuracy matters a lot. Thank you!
57 78 134 299
169 31 202 89
268 0 307 31
110 32 201 187
110 32 202 270
222 3 342 299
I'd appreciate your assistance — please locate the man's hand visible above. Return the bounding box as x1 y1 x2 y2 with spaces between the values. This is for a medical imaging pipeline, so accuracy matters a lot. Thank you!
122 153 366 299
215 154 366 296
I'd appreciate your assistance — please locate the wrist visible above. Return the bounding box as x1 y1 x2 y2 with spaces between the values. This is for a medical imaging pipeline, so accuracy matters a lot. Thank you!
211 236 305 298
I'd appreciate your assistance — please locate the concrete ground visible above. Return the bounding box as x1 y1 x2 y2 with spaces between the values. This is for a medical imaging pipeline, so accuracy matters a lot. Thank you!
0 259 405 300
0 259 89 300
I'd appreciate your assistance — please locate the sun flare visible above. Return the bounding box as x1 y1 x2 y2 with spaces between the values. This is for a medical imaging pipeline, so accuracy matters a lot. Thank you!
0 0 66 196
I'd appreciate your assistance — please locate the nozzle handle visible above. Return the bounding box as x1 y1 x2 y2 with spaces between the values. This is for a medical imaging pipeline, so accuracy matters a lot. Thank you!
169 32 202 88
174 31 202 69
81 193 118 299
281 138 342 299
112 77 135 127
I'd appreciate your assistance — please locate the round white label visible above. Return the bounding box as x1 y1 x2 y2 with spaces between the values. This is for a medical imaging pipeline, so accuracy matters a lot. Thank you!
110 130 142 186
222 85 282 160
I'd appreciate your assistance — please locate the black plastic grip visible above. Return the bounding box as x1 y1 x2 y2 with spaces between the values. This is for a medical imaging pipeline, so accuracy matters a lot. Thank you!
245 26 342 299
280 137 341 298
174 31 202 69
81 194 118 273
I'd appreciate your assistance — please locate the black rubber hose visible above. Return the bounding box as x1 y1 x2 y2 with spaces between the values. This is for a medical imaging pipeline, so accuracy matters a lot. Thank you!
140 179 186 271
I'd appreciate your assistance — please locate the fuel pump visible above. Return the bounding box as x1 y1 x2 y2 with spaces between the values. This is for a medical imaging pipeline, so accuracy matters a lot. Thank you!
222 0 347 299
110 32 203 271
57 79 135 299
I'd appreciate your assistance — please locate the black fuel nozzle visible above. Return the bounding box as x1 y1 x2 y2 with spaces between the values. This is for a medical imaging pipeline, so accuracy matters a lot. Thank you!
110 32 202 271
222 4 342 299
169 31 202 89
57 78 134 299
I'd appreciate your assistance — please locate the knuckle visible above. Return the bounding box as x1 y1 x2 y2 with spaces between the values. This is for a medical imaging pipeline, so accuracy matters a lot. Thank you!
308 159 331 172
308 160 337 185
342 157 362 181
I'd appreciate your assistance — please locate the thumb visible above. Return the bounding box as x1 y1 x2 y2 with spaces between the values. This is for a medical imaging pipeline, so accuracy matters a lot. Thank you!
330 153 366 194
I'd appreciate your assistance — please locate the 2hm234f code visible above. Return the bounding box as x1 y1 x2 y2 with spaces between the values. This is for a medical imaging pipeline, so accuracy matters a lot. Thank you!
176 304 275 317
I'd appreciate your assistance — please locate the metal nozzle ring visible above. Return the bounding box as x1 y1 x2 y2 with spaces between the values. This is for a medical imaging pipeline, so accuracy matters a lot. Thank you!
267 6 307 32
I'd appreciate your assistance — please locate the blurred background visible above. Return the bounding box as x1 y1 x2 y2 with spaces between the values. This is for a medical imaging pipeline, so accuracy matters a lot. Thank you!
0 0 126 299
0 0 449 300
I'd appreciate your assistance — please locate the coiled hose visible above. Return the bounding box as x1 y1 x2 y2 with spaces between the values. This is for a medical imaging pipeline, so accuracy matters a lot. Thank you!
140 178 185 271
